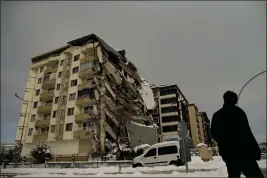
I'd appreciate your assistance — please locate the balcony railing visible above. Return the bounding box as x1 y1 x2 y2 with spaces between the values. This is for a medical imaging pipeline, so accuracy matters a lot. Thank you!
42 76 56 89
32 133 48 143
40 91 55 101
44 67 57 74
76 96 96 107
73 128 92 139
78 82 91 91
35 119 50 128
37 104 52 114
75 111 95 123
80 55 98 64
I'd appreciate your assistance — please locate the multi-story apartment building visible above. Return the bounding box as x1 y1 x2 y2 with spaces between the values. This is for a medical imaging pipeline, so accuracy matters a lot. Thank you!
188 104 213 147
151 85 192 144
199 112 213 147
187 103 201 146
15 34 155 160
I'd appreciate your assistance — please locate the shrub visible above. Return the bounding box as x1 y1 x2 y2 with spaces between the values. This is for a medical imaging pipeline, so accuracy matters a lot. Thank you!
30 142 52 163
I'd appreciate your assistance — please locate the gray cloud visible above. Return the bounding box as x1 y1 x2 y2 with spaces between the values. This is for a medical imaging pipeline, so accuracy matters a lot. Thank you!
1 1 266 143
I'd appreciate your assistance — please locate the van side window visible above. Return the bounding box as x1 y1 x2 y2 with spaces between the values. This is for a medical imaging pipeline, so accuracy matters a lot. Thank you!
144 148 156 157
158 146 178 155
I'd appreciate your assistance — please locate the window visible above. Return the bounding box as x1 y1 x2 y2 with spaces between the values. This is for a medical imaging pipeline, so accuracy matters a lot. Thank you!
80 60 96 71
60 60 64 66
162 125 178 132
36 89 40 96
58 72 62 78
56 84 61 90
144 148 156 157
160 88 176 96
161 106 178 114
41 127 49 134
52 111 57 118
72 67 79 74
33 102 38 108
65 123 73 131
50 125 55 133
40 67 44 73
28 128 33 136
67 108 74 116
153 91 157 97
37 78 42 84
30 115 36 122
158 146 178 155
74 55 80 61
160 97 177 105
162 115 180 123
55 97 59 104
152 108 158 114
69 93 76 101
78 88 94 98
43 114 51 119
70 80 77 87
84 106 93 113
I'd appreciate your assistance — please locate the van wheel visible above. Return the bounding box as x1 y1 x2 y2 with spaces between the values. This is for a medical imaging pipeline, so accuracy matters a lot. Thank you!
177 159 184 166
133 163 142 168
169 161 178 166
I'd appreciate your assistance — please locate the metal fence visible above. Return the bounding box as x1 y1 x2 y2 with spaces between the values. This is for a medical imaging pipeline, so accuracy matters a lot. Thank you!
3 160 133 169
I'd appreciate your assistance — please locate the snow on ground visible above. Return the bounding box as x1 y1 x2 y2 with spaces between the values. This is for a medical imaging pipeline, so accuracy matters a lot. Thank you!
2 156 266 177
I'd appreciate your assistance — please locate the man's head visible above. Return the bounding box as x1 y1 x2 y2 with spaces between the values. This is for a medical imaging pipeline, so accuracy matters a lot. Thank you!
223 91 238 105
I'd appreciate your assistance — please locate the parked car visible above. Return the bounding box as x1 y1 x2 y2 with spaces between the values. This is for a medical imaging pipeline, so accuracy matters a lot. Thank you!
132 141 184 168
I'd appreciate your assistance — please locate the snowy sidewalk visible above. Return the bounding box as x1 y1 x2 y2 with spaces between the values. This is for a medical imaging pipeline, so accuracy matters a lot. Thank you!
2 156 266 177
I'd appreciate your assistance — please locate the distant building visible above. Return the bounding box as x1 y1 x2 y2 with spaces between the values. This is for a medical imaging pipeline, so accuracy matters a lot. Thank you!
188 104 201 146
151 85 192 145
199 112 213 147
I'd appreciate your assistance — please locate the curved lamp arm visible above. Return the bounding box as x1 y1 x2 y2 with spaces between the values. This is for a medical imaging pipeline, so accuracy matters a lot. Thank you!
237 70 266 105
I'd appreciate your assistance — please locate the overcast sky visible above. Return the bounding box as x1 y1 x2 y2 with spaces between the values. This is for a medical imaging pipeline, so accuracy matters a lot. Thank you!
1 1 266 143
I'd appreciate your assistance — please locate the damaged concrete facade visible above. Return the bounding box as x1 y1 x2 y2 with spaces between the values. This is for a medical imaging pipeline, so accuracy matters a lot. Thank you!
16 34 156 160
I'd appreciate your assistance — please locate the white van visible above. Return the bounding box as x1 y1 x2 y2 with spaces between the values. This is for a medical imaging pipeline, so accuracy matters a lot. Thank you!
132 141 184 167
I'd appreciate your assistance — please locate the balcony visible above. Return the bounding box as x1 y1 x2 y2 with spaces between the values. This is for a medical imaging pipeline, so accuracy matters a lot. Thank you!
76 96 96 107
42 78 56 89
73 129 92 139
37 104 52 114
46 58 59 67
79 68 97 80
80 55 98 64
75 111 95 123
35 119 50 128
33 133 48 143
44 67 57 74
40 91 55 101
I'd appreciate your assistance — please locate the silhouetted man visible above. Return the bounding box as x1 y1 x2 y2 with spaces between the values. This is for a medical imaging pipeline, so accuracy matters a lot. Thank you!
211 91 263 177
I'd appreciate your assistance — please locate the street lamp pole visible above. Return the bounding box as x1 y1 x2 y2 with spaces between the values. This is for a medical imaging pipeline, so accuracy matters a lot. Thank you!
237 70 266 105
15 93 29 152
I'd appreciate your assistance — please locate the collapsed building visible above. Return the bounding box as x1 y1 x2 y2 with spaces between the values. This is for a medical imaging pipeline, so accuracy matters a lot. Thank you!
16 34 157 160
